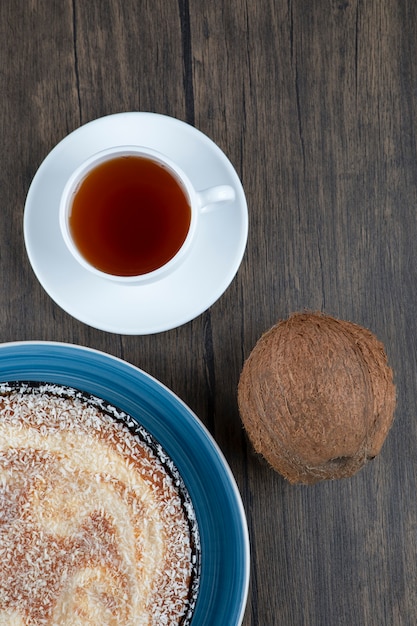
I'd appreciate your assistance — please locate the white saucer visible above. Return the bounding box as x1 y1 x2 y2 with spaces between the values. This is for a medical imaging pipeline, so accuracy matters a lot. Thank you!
24 113 248 334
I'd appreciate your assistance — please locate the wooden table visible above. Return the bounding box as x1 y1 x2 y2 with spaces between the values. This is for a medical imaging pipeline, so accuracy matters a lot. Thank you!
1 1 416 624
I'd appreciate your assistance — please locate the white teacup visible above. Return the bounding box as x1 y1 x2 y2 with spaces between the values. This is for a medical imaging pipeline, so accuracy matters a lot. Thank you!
59 145 235 284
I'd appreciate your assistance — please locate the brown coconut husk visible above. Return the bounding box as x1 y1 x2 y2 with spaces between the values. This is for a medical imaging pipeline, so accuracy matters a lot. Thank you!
237 312 396 484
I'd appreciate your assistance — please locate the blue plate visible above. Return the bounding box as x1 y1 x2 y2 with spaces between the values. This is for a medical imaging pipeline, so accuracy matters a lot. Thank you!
0 341 250 625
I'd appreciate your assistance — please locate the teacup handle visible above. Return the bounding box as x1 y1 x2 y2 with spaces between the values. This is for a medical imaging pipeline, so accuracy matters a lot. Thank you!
197 185 235 213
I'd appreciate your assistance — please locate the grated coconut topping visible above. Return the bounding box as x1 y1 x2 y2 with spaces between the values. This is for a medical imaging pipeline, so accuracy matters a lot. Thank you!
0 382 200 625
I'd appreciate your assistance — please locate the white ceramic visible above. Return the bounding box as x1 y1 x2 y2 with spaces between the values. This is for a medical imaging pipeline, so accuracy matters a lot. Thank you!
24 112 248 334
59 145 236 284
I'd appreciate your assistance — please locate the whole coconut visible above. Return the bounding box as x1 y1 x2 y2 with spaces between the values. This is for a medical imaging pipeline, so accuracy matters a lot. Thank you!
237 312 396 484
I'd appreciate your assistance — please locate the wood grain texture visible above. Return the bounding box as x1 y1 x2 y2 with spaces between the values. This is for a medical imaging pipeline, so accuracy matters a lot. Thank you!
1 0 417 624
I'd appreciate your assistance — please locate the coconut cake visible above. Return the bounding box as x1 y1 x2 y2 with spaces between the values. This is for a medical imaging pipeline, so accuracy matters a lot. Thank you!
0 382 200 625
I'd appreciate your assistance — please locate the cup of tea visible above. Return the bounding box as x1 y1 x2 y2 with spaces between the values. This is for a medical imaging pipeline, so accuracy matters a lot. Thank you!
59 146 235 283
